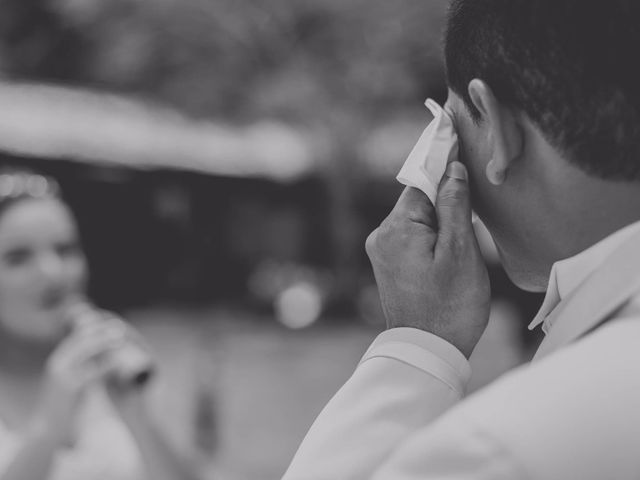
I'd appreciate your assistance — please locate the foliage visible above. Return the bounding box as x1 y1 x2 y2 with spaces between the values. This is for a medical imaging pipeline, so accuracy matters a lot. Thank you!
0 0 448 125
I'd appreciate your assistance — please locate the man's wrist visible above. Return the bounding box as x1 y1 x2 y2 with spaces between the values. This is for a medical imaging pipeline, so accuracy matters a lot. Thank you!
386 319 477 359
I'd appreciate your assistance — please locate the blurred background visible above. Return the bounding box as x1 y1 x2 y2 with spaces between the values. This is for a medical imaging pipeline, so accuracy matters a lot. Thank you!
0 0 544 478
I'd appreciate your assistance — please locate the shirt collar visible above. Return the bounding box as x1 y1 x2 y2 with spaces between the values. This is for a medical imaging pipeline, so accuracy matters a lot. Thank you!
528 220 640 333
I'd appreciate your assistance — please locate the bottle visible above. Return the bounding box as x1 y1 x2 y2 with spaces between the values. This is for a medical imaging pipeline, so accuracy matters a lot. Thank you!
67 301 155 387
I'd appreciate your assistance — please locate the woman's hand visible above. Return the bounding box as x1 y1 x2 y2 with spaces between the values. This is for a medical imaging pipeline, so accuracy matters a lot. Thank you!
96 319 198 480
33 323 127 447
95 315 155 415
4 320 141 480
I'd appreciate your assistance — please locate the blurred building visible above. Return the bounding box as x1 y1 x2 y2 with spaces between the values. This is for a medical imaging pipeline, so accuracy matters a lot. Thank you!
0 82 332 310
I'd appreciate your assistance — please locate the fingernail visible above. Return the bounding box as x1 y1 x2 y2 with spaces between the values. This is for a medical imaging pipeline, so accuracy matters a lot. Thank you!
446 162 467 181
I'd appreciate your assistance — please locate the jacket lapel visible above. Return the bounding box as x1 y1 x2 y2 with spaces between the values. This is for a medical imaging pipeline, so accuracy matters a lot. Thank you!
533 228 640 361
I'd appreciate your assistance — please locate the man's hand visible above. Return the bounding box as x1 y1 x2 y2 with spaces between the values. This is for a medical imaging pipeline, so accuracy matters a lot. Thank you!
365 162 490 358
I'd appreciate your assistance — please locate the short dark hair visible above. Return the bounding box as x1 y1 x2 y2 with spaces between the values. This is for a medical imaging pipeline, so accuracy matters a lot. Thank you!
445 0 640 181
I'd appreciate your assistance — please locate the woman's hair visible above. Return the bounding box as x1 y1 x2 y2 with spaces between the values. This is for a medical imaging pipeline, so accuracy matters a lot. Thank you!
0 168 61 220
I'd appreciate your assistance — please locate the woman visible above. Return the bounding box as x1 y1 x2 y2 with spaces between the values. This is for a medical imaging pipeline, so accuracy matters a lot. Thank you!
0 169 197 480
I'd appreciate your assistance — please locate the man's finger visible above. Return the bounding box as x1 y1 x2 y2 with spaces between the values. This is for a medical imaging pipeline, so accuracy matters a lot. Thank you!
436 161 473 245
391 186 437 226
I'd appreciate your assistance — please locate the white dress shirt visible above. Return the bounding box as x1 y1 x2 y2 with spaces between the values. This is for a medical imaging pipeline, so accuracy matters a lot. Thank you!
283 221 640 480
528 220 640 334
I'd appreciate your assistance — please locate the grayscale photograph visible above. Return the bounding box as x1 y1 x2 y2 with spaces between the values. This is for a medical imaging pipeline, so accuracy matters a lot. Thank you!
0 1 636 479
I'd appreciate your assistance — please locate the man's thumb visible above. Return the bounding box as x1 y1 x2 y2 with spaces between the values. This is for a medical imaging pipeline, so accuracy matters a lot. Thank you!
436 161 473 241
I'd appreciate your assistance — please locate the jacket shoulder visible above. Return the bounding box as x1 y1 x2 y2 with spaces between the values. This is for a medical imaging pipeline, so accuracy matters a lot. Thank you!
455 316 640 479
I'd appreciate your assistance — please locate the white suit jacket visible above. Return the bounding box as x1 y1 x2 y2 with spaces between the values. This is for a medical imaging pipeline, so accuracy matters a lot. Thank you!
283 226 640 480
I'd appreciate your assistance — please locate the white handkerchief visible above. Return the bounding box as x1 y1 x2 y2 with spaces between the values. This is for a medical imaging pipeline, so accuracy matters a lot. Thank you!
397 99 459 205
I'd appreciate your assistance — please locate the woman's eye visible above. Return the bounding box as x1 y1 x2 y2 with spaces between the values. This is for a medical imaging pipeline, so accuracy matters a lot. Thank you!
3 248 32 267
56 241 81 258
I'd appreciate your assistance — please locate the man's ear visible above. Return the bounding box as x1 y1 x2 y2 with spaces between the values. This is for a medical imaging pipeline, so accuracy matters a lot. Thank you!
468 79 523 185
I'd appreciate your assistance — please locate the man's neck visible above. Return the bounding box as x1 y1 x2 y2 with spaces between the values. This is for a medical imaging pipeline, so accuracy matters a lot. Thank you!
547 175 640 261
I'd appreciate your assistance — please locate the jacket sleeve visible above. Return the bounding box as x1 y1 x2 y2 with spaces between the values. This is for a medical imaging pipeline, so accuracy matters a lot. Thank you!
372 317 640 480
282 328 471 480
369 410 526 480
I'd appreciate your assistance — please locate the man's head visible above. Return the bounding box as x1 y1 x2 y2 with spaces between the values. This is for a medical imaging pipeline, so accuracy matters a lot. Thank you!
443 0 640 291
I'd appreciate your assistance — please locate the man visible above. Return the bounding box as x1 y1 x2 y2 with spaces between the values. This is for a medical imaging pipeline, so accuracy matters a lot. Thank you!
283 0 640 479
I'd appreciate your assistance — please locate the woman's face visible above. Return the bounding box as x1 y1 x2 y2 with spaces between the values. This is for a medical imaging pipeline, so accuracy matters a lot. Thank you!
0 197 87 342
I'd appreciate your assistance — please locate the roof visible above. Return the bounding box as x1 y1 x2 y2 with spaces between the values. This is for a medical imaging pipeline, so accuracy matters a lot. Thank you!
0 82 317 182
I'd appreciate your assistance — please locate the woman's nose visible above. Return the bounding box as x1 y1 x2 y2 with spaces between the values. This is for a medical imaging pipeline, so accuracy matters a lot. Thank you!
36 251 65 281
